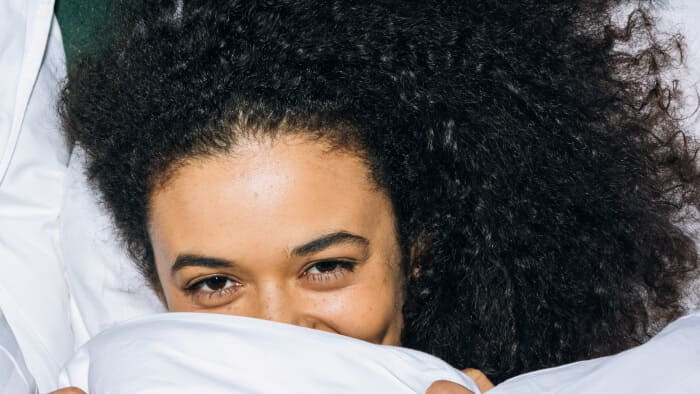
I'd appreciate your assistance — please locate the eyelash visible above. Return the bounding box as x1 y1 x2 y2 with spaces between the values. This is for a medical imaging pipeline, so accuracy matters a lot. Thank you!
300 259 357 282
184 275 240 300
184 260 357 298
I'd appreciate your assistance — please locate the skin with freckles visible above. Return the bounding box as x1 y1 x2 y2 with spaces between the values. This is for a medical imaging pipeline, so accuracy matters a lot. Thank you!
148 135 406 345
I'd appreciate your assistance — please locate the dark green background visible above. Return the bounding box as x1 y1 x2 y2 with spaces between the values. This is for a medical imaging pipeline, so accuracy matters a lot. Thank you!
54 0 109 65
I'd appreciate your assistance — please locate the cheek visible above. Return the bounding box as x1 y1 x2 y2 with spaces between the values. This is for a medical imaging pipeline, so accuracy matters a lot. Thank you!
160 283 194 312
311 276 403 344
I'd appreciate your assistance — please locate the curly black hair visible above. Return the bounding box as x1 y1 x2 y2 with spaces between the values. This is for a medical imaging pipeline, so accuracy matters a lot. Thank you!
61 0 700 382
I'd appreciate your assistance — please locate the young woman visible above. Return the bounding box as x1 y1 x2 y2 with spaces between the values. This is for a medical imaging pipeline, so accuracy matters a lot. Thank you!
58 0 700 390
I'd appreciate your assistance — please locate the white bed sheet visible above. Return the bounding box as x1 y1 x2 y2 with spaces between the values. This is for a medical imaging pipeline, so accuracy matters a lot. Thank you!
59 313 480 394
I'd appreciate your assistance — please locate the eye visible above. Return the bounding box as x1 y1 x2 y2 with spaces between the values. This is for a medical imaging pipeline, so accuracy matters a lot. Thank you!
302 260 356 282
186 275 238 293
182 275 242 307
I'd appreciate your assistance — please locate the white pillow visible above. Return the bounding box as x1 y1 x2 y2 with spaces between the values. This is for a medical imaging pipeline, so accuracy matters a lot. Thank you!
60 149 165 344
0 310 37 394
59 312 479 394
0 1 74 391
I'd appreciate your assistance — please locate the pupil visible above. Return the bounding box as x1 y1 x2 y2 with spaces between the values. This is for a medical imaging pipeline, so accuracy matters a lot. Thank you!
205 276 228 290
315 261 338 272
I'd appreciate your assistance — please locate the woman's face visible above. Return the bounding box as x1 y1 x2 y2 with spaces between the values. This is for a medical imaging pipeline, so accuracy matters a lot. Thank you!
148 134 405 345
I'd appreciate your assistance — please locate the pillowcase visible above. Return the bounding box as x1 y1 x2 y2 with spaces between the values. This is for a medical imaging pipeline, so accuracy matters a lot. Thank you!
0 1 74 391
0 310 37 394
60 148 165 344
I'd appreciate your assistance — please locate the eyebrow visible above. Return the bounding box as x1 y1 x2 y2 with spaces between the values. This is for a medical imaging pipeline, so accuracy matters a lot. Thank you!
170 254 235 276
169 231 369 276
291 231 369 257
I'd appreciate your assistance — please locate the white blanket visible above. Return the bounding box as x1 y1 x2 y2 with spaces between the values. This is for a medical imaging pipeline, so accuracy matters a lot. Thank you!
490 312 700 394
59 313 480 394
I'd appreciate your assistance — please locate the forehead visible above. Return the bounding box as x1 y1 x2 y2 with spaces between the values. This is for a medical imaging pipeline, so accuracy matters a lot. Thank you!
148 136 396 262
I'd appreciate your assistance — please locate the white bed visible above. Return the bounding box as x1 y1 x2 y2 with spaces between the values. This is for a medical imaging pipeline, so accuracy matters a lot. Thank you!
1 0 699 393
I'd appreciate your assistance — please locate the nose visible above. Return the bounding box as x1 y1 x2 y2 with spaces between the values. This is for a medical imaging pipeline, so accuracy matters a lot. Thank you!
253 282 317 329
